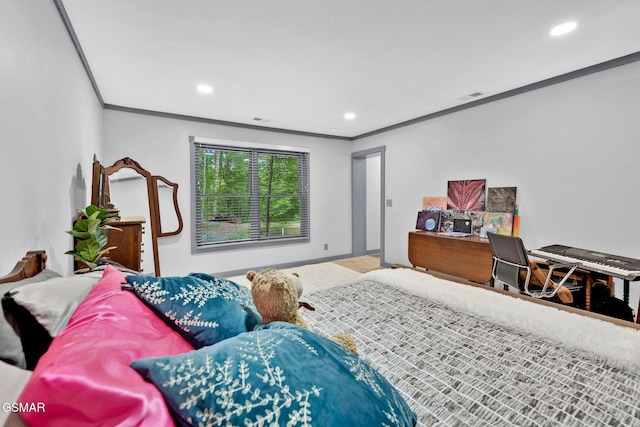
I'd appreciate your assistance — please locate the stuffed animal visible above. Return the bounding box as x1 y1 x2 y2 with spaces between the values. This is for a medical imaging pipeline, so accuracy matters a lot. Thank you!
329 332 358 355
246 268 358 354
246 269 308 329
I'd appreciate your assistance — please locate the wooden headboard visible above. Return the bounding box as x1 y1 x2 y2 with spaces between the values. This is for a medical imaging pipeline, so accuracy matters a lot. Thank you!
0 250 47 285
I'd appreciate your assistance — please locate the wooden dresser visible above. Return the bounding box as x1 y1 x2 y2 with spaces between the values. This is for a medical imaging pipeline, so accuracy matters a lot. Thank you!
74 216 146 272
408 231 493 283
104 217 145 271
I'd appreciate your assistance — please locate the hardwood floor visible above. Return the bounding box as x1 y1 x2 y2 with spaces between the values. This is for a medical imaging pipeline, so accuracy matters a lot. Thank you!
332 254 383 274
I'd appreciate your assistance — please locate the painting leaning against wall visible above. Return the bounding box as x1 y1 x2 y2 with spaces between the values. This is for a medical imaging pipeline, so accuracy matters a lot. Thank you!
486 187 517 213
447 179 486 211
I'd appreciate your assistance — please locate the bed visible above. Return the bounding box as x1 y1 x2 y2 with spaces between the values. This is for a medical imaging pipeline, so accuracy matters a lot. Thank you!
2 251 640 426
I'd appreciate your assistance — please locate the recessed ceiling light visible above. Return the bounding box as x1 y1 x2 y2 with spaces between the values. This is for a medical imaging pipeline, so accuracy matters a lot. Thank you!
550 21 577 36
197 84 213 94
344 112 356 120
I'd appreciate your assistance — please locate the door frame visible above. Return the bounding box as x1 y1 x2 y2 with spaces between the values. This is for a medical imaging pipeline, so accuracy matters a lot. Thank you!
351 146 387 266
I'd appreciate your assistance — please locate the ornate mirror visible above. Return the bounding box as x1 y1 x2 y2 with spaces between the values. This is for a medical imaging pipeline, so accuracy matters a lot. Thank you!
91 155 183 276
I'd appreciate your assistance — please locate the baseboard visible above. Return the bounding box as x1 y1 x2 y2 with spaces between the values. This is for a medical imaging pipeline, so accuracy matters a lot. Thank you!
212 253 354 278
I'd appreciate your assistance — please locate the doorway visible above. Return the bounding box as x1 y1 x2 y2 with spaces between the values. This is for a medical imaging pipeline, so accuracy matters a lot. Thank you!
351 146 386 266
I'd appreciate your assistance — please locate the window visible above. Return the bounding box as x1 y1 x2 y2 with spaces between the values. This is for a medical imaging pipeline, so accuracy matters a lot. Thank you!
191 137 310 251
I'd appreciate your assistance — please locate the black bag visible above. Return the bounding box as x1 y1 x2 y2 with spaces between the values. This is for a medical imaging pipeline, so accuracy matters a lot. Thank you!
590 281 634 322
592 297 634 322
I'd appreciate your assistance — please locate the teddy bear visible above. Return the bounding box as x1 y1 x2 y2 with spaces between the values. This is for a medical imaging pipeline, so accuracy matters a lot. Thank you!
246 268 308 329
246 268 358 354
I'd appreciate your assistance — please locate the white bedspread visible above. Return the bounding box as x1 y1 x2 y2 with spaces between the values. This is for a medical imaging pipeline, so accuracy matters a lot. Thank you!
363 269 640 373
300 269 640 426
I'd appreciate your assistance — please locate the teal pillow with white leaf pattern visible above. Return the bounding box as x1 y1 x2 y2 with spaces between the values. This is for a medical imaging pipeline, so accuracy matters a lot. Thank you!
131 322 417 427
124 273 261 348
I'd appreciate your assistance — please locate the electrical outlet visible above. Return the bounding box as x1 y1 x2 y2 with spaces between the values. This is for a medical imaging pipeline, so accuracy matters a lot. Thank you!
386 199 393 207
324 243 328 250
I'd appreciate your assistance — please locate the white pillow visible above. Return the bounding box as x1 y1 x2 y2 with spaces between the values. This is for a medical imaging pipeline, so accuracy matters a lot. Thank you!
0 269 61 368
4 274 101 337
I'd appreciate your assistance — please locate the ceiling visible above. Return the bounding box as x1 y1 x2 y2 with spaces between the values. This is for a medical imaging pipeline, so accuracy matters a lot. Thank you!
59 0 640 139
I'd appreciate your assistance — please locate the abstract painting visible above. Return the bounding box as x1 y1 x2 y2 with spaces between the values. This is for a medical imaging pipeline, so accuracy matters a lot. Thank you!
486 187 517 213
465 211 485 235
439 210 469 232
483 212 514 236
423 196 447 210
416 210 441 231
447 179 486 211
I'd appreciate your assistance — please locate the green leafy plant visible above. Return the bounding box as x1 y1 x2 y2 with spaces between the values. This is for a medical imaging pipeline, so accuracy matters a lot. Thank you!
65 205 120 270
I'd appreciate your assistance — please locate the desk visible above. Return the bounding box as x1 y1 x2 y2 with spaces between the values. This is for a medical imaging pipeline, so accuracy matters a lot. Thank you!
408 231 493 283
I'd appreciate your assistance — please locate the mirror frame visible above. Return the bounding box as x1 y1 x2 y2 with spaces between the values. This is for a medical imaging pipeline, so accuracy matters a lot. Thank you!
91 155 183 276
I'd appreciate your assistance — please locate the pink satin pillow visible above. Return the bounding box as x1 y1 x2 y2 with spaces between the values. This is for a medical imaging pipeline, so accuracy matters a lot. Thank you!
18 266 194 427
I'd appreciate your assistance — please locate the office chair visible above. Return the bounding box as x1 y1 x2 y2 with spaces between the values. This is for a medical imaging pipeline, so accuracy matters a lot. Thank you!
486 232 580 304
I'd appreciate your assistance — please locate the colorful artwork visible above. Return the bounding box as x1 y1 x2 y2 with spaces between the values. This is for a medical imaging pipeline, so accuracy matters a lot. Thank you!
447 179 486 211
486 187 517 213
483 212 514 236
512 204 520 237
439 210 468 232
512 215 520 237
465 211 485 235
422 197 447 210
416 210 441 231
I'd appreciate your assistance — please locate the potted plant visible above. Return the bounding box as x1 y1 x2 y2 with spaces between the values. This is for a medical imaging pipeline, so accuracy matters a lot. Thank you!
66 204 120 270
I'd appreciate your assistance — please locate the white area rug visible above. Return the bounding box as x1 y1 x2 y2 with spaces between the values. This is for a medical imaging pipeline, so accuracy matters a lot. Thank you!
225 262 361 294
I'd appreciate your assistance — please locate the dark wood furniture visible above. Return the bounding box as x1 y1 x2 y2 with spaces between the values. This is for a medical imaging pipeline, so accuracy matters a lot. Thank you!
73 217 145 272
91 156 183 276
408 231 493 283
104 217 145 272
0 250 47 284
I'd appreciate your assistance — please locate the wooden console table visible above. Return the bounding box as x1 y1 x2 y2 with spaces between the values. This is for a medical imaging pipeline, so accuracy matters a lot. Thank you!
408 231 493 283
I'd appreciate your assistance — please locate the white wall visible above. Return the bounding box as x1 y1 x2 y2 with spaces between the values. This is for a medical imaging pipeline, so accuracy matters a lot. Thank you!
102 109 353 276
353 59 640 304
0 0 103 276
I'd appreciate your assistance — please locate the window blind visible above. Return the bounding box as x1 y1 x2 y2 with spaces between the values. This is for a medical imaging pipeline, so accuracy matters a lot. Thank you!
192 140 309 251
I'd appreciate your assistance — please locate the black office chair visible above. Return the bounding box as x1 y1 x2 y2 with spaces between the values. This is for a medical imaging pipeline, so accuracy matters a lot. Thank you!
486 232 580 304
